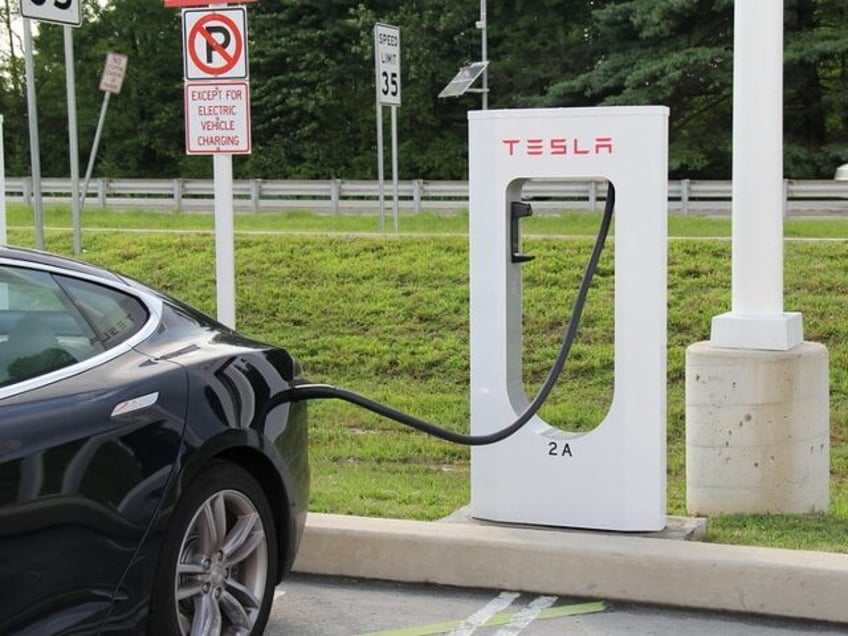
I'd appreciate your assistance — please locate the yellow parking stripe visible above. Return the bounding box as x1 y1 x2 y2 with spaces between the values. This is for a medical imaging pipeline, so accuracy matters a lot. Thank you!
356 600 607 636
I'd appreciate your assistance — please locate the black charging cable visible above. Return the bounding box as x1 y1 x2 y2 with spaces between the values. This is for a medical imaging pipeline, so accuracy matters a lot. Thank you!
263 183 615 446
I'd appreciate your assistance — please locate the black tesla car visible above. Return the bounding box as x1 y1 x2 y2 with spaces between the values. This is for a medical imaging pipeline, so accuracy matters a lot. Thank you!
0 245 310 635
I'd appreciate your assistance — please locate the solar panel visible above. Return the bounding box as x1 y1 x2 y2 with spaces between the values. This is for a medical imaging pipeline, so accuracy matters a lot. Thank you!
438 62 488 98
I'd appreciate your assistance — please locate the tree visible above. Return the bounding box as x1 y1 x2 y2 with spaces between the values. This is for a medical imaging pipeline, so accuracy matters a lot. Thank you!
784 0 848 176
8 0 848 181
30 0 194 178
539 0 735 178
539 0 848 179
247 1 390 179
247 0 478 180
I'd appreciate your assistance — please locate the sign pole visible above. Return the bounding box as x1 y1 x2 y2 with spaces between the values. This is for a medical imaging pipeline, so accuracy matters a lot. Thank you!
0 115 6 245
174 2 252 328
376 99 385 232
214 154 236 328
23 19 44 250
81 53 128 214
374 25 385 233
21 0 83 250
479 0 488 109
374 23 400 233
390 104 399 232
65 26 81 255
81 93 110 214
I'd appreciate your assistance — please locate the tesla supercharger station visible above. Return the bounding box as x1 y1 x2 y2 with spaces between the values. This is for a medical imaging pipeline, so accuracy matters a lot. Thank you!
469 107 669 531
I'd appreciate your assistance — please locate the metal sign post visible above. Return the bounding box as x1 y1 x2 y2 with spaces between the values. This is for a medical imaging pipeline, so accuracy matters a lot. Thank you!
172 1 252 328
81 52 128 214
374 23 400 232
21 0 83 250
65 26 81 255
22 19 44 250
0 115 5 245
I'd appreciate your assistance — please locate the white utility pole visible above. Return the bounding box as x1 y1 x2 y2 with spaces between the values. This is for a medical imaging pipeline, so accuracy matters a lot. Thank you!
710 0 801 349
686 0 829 517
478 0 488 109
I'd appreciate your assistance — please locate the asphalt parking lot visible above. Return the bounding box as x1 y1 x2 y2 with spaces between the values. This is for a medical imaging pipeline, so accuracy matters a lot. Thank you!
267 574 848 636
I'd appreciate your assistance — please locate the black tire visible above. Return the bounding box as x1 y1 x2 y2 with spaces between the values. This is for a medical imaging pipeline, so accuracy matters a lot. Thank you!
147 461 278 636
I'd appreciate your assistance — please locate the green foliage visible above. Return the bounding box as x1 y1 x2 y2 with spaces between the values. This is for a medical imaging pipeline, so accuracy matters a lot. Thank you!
541 0 735 177
4 1 848 181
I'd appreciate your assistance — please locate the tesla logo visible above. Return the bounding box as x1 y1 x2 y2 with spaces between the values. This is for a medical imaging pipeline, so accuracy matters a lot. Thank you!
501 137 614 156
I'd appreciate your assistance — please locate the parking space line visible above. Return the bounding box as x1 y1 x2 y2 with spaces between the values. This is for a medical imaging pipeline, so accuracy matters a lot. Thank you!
493 595 557 635
448 591 520 636
357 599 606 636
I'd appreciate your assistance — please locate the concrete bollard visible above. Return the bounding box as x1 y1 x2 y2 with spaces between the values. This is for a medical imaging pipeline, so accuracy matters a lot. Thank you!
685 341 829 515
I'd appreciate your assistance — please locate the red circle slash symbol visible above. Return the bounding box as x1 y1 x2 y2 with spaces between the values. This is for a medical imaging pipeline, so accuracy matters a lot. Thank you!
188 13 243 77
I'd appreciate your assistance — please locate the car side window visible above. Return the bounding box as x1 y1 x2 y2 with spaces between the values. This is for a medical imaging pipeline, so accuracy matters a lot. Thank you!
0 266 151 389
55 275 149 350
0 266 91 387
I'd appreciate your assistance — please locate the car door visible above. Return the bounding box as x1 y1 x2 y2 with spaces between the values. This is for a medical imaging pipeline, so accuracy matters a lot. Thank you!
0 264 188 635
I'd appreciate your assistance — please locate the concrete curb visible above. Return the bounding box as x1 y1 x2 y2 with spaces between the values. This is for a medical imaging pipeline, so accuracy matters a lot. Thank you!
292 513 848 625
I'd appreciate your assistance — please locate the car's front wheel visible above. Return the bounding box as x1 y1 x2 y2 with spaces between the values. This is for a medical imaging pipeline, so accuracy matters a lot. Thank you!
148 461 278 636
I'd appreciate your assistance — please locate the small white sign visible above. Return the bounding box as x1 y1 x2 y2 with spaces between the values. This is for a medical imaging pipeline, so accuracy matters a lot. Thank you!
184 81 251 155
99 53 128 94
183 7 248 81
374 23 401 106
20 0 81 26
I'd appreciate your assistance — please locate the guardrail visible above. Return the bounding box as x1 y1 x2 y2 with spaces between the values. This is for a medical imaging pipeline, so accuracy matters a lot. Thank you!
7 177 848 216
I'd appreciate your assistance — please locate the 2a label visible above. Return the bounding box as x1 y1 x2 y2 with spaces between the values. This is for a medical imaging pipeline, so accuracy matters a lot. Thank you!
548 441 573 457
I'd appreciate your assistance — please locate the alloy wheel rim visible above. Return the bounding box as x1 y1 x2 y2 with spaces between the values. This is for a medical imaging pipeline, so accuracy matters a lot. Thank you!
174 489 269 636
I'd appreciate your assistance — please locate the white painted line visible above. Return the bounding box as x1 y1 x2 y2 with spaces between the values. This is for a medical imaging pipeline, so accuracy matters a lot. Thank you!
493 595 557 635
273 589 287 603
447 591 520 636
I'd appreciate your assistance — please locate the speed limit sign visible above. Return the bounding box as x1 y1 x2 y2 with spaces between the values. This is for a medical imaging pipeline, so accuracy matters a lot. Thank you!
20 0 82 26
374 23 400 106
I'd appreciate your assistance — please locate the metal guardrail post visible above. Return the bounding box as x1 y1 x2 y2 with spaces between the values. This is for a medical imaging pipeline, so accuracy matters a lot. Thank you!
783 178 789 219
98 178 107 208
331 179 341 214
589 180 597 212
413 179 423 214
681 178 690 215
173 178 183 213
251 179 261 213
23 177 32 208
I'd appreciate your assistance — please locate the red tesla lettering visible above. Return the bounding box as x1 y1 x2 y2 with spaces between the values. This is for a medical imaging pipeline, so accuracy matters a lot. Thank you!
550 138 567 155
526 139 544 155
500 136 615 156
502 139 520 156
596 137 614 154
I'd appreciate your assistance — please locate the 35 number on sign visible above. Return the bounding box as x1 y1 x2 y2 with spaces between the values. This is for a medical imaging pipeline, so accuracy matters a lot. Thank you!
21 0 81 25
29 0 72 8
381 71 398 98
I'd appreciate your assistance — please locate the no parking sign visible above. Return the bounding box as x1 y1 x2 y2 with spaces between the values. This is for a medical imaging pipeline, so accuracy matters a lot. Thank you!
182 7 248 80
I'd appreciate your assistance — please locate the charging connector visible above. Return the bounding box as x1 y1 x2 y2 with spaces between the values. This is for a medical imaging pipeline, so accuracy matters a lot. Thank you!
263 184 615 446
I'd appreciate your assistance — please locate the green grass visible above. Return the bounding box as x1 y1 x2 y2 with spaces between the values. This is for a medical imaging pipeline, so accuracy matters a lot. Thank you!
11 202 848 238
7 204 848 552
